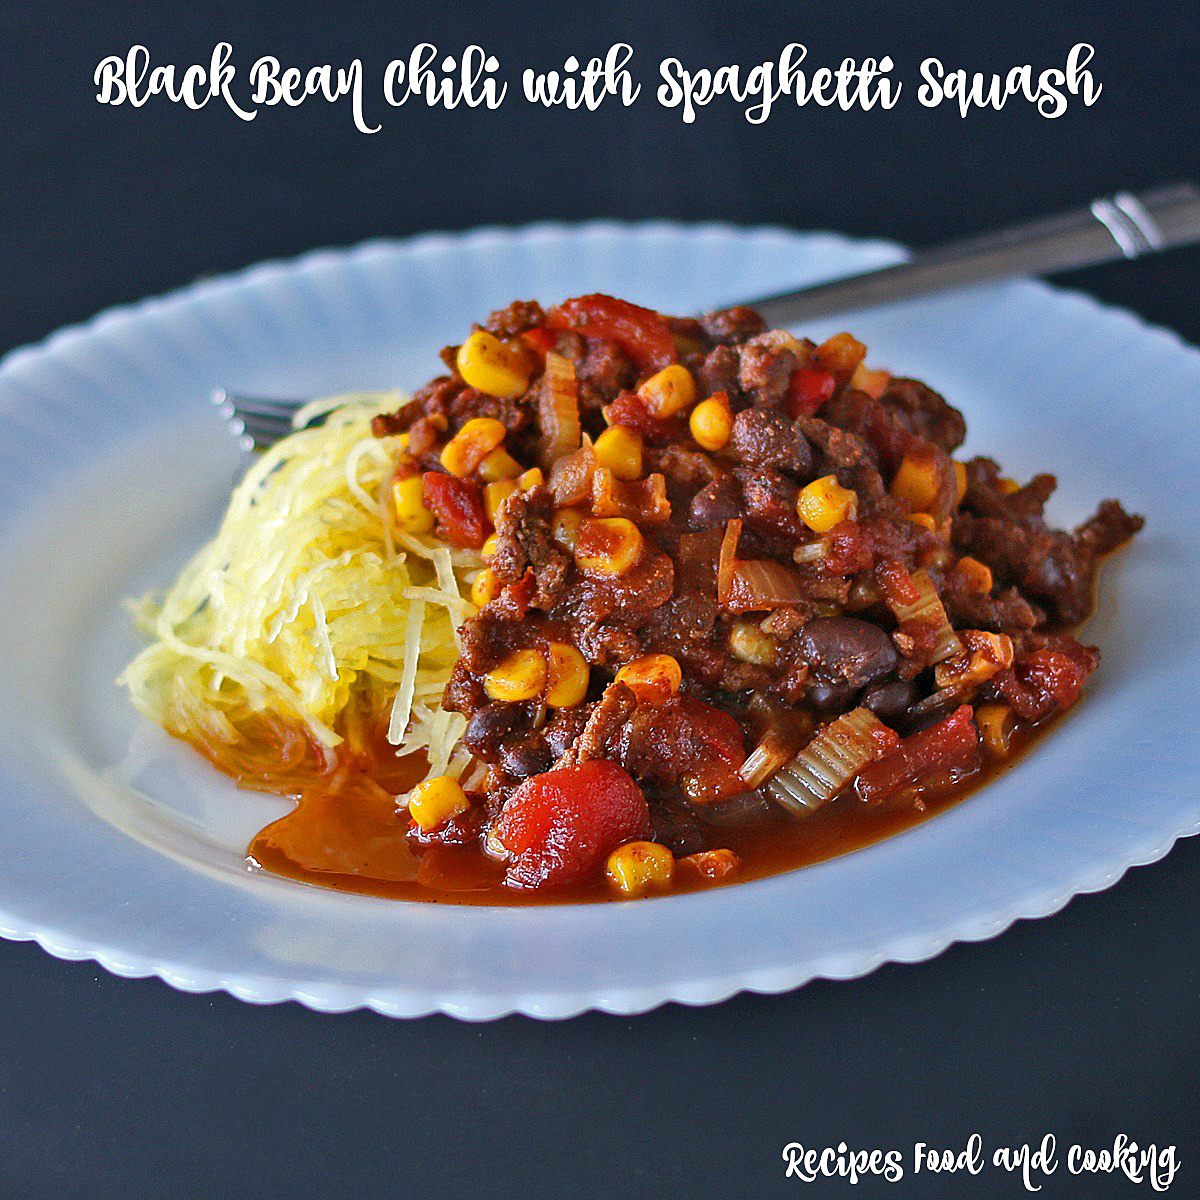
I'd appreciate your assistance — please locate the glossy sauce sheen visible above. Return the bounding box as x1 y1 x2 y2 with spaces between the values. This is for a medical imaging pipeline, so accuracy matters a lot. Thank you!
242 720 1050 905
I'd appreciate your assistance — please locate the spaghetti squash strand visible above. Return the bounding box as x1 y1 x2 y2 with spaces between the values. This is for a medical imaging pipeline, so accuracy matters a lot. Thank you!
119 395 478 777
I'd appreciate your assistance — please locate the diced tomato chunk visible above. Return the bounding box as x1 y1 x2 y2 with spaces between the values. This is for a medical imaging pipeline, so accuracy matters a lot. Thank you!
820 521 873 575
621 697 747 802
546 294 677 372
994 640 1098 721
875 558 920 608
784 366 836 418
421 472 487 548
520 327 558 356
604 390 687 444
677 697 746 773
813 332 867 382
853 705 980 806
493 760 652 889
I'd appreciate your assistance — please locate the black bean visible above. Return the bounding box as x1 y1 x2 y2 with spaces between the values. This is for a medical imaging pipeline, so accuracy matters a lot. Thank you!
799 617 900 690
806 679 861 712
861 678 915 724
698 790 775 828
737 468 801 536
543 708 587 759
728 407 814 479
730 408 794 469
902 689 959 734
689 476 743 530
789 425 815 480
499 734 552 779
463 702 521 763
650 801 708 856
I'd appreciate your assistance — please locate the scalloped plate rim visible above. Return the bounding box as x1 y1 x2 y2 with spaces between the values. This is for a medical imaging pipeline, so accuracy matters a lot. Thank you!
0 220 1197 1020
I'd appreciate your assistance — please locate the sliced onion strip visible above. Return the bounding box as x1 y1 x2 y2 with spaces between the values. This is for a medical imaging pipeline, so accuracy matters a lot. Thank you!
717 518 741 607
726 558 809 612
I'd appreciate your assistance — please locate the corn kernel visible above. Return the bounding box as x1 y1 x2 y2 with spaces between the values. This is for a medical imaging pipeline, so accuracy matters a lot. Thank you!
729 621 776 666
908 511 937 533
593 425 643 481
478 447 524 483
484 479 519 526
956 556 993 594
440 417 507 478
391 474 435 535
849 363 891 399
483 648 547 703
689 393 733 451
552 507 586 550
615 653 682 705
481 533 500 560
518 467 544 491
638 363 697 417
545 641 590 708
891 451 941 511
605 840 675 897
574 517 645 576
953 460 968 505
976 703 1016 757
797 475 858 533
407 775 470 832
471 568 500 608
813 331 867 378
456 330 533 399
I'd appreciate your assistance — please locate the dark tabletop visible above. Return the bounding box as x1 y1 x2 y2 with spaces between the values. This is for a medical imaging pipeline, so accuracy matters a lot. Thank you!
1 3 1197 1197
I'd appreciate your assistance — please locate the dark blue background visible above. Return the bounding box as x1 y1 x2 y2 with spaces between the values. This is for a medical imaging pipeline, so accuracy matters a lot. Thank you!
1 2 1197 1197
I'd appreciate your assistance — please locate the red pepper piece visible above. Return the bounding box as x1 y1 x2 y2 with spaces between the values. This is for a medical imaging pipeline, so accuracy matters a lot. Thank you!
545 294 677 372
784 366 836 418
493 760 652 889
421 471 487 548
853 704 981 806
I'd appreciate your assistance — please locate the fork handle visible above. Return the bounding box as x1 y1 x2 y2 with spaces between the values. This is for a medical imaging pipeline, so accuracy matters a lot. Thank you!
743 182 1200 327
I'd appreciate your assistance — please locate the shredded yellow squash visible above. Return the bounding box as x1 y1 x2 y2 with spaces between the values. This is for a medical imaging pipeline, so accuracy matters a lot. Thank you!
119 394 480 782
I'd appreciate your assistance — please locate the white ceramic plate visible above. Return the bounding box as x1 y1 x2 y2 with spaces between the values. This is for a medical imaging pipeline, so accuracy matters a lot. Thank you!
0 223 1197 1020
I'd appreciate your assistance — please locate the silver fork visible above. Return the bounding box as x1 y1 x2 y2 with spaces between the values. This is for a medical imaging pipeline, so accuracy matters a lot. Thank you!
215 182 1200 451
210 389 317 453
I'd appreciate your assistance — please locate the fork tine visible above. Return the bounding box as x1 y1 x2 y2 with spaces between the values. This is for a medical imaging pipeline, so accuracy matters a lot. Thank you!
212 388 308 451
237 414 296 438
235 416 296 451
233 398 308 420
